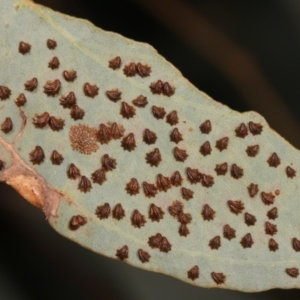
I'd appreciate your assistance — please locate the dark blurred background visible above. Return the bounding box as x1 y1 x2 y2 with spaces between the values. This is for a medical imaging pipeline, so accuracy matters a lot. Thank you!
1 0 300 299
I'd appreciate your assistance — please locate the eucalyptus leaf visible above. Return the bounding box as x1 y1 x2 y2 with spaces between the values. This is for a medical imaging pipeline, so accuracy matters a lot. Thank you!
0 0 300 292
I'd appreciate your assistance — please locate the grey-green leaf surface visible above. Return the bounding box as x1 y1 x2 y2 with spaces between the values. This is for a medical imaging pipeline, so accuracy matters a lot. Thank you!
0 0 300 292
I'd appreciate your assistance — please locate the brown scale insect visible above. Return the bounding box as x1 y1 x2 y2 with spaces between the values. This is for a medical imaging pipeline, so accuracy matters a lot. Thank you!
152 106 166 119
0 86 11 100
32 112 50 128
145 148 161 167
173 147 188 162
209 236 221 250
187 266 199 281
181 187 193 200
149 204 164 222
230 163 244 179
1 117 13 133
148 233 163 248
19 41 31 54
166 110 178 126
69 215 87 231
101 125 114 143
199 120 212 134
215 137 229 151
227 200 244 215
29 146 44 165
267 152 281 167
47 39 57 49
160 237 172 253
267 207 278 220
83 82 99 98
223 224 236 240
286 166 296 178
50 150 64 165
240 233 254 248
150 80 163 94
123 62 137 77
112 122 125 142
168 200 183 217
170 128 183 144
269 238 279 252
156 174 172 192
60 92 76 108
143 182 157 198
261 192 275 206
265 222 277 236
102 154 116 171
0 160 4 171
109 56 121 70
186 167 201 184
138 249 151 263
63 70 77 82
162 82 175 96
125 178 140 195
178 212 192 224
98 123 111 144
244 213 256 226
201 173 214 188
48 57 60 69
106 89 122 102
48 116 65 131
132 95 148 107
292 238 300 252
200 141 212 156
286 268 299 278
171 171 183 186
112 203 125 220
110 122 124 139
136 63 151 77
67 163 81 179
246 145 259 157
116 245 128 261
95 203 111 219
248 121 263 135
179 224 190 237
143 129 157 145
211 272 226 285
214 162 228 175
201 204 215 221
120 102 136 119
247 183 259 198
24 77 38 92
15 93 27 106
78 176 92 193
91 168 107 185
131 209 146 228
70 105 85 120
43 79 61 96
235 123 248 138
